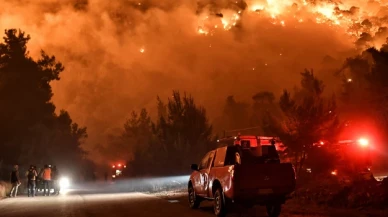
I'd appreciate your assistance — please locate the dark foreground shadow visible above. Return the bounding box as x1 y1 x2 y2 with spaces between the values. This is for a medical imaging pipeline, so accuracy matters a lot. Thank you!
197 201 269 217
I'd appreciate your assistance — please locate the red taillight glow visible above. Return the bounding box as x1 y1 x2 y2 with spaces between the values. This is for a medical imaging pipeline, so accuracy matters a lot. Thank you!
331 170 337 176
358 138 369 147
118 164 122 167
112 165 115 168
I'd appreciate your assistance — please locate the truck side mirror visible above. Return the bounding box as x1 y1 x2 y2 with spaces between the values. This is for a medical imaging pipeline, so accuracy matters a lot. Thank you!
191 164 199 171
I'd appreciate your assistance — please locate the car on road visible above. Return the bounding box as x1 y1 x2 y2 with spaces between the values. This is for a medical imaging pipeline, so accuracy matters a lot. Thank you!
188 135 296 217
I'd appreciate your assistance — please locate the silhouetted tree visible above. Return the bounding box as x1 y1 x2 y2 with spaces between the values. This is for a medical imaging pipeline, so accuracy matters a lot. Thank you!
251 91 281 135
213 96 251 136
111 91 214 177
277 69 339 174
0 29 88 179
337 46 388 170
338 46 388 141
153 91 213 175
156 96 167 120
122 109 156 176
252 91 275 104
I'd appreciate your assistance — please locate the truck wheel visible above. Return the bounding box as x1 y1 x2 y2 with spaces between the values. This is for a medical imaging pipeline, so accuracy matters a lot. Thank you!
266 203 281 217
188 185 200 209
214 188 227 217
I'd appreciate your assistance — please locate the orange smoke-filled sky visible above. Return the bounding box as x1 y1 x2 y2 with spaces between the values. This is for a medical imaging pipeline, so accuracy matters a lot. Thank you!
1 0 387 161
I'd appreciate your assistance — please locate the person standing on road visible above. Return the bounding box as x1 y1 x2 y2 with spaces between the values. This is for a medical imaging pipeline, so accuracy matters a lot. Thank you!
52 166 59 195
42 165 52 196
35 167 43 196
26 165 38 197
104 172 108 182
9 164 21 197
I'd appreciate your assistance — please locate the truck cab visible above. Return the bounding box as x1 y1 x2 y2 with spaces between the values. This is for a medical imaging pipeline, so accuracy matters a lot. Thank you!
188 135 296 217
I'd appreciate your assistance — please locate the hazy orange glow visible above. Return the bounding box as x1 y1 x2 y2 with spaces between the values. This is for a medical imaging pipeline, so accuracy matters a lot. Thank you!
0 0 387 162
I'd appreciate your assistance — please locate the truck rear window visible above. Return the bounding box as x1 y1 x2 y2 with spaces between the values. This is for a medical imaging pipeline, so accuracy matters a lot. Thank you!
223 145 279 165
262 145 279 158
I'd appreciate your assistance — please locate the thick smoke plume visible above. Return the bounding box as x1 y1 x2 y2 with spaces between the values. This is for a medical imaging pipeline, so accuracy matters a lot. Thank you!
1 0 387 161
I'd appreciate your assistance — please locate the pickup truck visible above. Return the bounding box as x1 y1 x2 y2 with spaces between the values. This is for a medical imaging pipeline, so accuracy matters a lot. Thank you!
188 136 296 217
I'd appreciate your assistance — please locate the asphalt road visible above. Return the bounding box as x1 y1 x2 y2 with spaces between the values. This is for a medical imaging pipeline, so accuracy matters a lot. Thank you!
0 186 380 217
0 190 217 217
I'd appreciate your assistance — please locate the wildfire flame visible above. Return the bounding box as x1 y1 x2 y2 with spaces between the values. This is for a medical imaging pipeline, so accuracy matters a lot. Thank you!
196 0 388 48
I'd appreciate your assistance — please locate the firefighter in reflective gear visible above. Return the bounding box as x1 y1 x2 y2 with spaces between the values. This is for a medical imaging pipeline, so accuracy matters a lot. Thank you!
42 165 52 196
26 165 38 197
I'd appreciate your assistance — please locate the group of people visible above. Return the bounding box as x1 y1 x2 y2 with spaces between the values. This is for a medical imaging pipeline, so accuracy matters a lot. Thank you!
9 164 60 197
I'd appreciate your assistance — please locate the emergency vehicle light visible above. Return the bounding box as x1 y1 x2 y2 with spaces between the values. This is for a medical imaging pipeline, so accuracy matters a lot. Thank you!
358 138 369 147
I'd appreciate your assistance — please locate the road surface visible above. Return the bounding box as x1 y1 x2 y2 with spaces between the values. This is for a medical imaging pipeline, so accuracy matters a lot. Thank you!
0 190 217 217
0 190 315 217
0 186 383 217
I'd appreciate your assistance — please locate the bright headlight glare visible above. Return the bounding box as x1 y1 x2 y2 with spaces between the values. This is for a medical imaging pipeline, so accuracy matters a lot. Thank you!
59 177 70 189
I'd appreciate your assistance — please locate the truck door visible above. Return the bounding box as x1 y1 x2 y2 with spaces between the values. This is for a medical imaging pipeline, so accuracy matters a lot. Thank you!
193 151 210 194
198 150 215 196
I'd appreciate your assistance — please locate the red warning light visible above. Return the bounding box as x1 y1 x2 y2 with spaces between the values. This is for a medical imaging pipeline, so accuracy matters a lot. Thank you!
118 164 122 167
320 141 324 145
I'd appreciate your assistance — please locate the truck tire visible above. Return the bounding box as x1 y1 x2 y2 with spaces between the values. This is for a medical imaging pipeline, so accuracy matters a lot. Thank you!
266 203 281 217
214 188 227 217
188 185 201 209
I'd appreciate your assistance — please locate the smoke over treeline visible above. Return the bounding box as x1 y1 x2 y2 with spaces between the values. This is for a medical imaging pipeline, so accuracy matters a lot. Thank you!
1 0 387 161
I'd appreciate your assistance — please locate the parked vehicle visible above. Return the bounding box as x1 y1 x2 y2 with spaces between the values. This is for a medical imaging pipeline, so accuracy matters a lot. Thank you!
111 163 127 181
188 135 296 217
